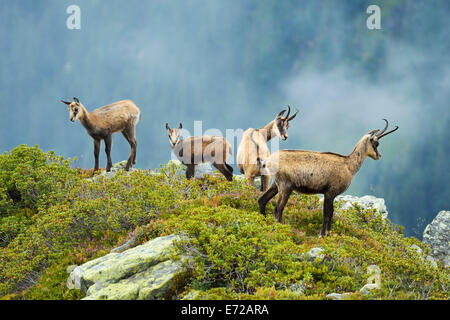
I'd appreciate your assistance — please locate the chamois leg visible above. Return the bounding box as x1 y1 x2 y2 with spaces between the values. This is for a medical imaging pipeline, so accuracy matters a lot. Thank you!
258 183 278 216
93 139 101 173
104 135 113 172
321 196 335 237
260 175 271 192
122 125 137 171
212 163 233 181
274 185 293 223
186 164 196 180
122 125 137 169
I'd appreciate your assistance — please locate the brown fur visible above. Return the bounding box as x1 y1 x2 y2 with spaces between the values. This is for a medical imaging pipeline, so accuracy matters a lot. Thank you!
166 123 233 181
61 98 140 172
236 107 298 192
258 123 398 237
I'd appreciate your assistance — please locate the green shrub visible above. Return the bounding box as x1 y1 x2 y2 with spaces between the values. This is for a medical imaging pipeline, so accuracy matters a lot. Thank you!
0 145 79 215
0 148 448 300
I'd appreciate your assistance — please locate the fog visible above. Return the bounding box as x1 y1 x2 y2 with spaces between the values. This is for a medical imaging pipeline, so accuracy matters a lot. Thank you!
0 0 448 236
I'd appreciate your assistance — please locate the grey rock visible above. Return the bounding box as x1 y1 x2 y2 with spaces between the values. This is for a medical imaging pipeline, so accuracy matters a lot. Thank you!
67 234 187 300
423 211 450 267
305 247 325 262
332 195 388 219
326 292 352 300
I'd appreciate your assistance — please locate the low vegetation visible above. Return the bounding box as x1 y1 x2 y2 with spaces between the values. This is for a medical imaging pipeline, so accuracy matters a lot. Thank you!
0 145 448 300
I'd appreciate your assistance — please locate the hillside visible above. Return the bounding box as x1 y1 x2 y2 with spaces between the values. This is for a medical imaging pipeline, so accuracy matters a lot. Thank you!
0 145 448 300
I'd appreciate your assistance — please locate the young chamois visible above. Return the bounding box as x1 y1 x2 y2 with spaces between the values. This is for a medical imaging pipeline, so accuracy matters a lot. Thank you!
61 97 141 172
258 119 399 237
236 106 298 191
166 123 234 181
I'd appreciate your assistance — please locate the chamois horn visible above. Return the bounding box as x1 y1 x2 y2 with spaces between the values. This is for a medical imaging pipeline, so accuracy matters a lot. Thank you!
376 119 399 139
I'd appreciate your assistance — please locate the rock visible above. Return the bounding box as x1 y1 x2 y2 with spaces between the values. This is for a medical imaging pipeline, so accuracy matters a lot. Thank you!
67 234 187 300
305 247 325 262
326 292 352 300
423 211 450 267
333 195 388 219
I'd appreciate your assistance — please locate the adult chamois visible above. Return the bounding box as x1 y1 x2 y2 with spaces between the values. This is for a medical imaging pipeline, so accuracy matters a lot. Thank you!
258 119 399 237
236 106 298 191
61 97 141 172
166 123 234 181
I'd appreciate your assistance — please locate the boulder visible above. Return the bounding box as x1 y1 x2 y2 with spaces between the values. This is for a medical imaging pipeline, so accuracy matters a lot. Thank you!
67 234 187 300
323 195 388 219
423 211 450 267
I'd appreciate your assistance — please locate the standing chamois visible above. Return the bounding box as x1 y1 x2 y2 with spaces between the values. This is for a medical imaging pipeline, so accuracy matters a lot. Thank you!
166 123 234 181
61 97 141 172
258 119 399 237
236 106 298 191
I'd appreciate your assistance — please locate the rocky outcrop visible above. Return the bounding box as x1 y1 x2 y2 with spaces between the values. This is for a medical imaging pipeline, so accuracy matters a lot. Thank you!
423 211 450 267
323 195 388 219
67 235 187 300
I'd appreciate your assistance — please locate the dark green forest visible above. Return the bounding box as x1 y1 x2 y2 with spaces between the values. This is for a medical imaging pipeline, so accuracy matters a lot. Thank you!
0 0 449 236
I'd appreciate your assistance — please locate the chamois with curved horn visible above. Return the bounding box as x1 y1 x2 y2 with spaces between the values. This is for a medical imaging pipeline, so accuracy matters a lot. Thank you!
166 122 234 181
61 97 141 172
258 119 399 237
237 106 298 191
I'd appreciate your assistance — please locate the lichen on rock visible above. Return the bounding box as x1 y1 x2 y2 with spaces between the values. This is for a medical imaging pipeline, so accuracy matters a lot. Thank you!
67 234 188 300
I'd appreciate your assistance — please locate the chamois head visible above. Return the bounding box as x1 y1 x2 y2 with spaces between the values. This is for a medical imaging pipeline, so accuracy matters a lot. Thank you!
165 122 183 147
366 119 399 160
273 105 299 141
61 97 83 122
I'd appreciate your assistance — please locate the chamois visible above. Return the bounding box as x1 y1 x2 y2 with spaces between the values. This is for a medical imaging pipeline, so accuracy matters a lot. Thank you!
258 119 399 237
166 123 234 181
236 106 298 191
61 97 141 172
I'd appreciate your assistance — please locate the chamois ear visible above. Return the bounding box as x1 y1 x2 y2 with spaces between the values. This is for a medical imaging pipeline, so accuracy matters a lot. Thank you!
61 100 71 105
73 97 80 104
179 123 183 129
165 123 170 130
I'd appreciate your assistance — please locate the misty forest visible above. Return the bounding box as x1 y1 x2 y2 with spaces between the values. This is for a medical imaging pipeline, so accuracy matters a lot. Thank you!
1 0 449 237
